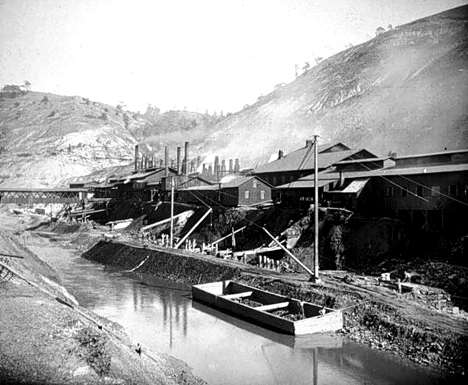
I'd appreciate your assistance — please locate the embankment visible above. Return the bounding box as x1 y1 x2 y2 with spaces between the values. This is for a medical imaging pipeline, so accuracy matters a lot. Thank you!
0 227 205 385
84 240 467 377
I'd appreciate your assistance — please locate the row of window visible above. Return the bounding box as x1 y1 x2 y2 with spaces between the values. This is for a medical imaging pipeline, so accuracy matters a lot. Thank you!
244 190 265 200
384 184 464 198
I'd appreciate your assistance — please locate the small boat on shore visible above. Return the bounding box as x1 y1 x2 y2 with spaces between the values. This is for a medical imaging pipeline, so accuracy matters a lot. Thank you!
192 280 343 335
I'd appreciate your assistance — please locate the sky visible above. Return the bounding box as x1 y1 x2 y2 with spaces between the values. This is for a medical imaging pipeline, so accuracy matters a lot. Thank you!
0 0 466 113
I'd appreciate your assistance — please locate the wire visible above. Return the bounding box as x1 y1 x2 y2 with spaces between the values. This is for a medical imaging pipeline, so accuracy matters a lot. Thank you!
347 158 468 206
393 173 468 208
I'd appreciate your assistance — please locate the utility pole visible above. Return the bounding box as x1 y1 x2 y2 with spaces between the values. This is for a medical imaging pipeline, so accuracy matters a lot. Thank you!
170 176 174 247
313 134 320 282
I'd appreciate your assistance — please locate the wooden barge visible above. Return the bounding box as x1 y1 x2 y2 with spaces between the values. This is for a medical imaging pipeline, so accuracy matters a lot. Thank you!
192 280 343 335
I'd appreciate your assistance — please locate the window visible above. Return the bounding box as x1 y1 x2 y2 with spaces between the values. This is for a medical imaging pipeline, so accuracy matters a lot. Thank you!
401 188 407 197
431 186 440 197
260 190 265 200
416 186 423 197
281 175 286 184
252 180 257 188
449 184 458 196
385 186 394 197
272 176 277 185
244 190 250 200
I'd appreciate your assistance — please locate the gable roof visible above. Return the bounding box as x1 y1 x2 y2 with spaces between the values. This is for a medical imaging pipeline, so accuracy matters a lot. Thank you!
253 144 377 174
180 175 272 191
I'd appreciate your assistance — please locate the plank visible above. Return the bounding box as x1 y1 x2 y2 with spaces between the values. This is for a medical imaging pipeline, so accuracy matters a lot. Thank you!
221 291 253 300
256 302 290 312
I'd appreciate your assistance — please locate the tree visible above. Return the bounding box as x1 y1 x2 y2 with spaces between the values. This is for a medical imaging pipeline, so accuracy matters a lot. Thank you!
23 80 31 92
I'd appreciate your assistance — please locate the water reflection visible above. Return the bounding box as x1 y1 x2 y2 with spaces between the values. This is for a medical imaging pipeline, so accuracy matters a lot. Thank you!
31 240 457 385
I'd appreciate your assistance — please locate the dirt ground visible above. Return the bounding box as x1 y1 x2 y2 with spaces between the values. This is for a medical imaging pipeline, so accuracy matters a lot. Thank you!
0 207 206 385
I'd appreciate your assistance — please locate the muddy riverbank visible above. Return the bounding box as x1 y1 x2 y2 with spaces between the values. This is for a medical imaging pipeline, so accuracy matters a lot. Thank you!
83 239 467 377
0 211 206 385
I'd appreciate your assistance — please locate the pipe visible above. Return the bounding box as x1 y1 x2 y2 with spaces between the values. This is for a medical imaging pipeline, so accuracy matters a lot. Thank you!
262 227 314 277
175 208 212 249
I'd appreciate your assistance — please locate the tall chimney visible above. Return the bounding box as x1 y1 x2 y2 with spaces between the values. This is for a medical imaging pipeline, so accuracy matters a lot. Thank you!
202 163 207 176
164 146 169 177
176 146 182 175
184 141 189 175
140 155 144 170
234 158 240 173
159 159 164 167
208 165 213 177
221 159 226 175
196 156 201 170
190 160 195 174
134 145 139 171
229 159 233 173
144 154 148 169
214 156 220 180
278 150 284 159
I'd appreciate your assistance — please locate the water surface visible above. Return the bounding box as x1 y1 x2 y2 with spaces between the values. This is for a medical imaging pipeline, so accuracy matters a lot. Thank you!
30 236 453 385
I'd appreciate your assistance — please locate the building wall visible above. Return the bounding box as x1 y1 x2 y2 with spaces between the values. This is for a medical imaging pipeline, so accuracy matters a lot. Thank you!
345 171 468 233
238 178 271 206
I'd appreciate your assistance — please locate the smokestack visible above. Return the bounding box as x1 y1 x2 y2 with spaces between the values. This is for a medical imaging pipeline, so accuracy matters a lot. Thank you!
196 156 201 170
278 150 284 159
140 155 144 170
202 163 207 175
184 141 189 175
221 159 226 175
229 159 233 173
190 160 195 174
176 146 182 175
214 156 219 180
164 146 169 177
159 159 164 167
134 145 139 171
234 158 240 173
208 165 213 177
171 159 175 169
144 154 148 169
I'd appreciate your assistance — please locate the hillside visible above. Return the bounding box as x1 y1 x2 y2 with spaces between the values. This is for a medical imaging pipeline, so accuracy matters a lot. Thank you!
0 91 217 187
0 91 141 187
200 5 468 166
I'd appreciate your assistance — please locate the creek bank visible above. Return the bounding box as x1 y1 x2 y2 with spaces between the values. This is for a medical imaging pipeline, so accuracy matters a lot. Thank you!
0 216 206 385
83 240 467 377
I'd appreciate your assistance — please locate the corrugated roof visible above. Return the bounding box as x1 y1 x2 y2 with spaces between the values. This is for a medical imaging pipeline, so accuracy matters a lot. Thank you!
335 178 370 194
180 175 271 190
253 145 375 174
317 162 468 180
391 149 468 160
276 179 336 190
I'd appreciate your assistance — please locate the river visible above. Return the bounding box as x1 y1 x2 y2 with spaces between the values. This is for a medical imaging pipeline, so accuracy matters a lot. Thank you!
28 233 449 385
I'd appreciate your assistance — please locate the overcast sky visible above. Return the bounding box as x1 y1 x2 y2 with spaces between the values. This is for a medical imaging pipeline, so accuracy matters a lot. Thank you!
0 0 466 113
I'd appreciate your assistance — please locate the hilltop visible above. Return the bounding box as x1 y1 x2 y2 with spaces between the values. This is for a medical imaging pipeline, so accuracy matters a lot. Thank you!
200 5 468 165
0 90 218 187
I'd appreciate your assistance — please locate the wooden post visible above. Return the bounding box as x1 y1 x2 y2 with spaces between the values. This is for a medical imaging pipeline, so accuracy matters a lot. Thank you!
170 177 174 247
313 135 320 282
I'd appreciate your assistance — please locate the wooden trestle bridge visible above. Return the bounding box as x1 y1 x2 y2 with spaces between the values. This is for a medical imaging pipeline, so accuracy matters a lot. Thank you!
0 188 87 204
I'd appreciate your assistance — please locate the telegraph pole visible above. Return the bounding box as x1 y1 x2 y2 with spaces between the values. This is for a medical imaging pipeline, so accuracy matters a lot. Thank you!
170 176 174 247
313 135 320 282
